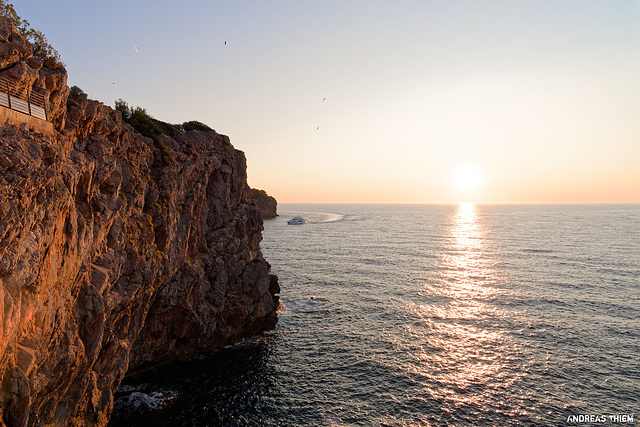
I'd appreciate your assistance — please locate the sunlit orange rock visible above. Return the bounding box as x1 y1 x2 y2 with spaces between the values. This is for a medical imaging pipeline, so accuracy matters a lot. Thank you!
0 16 278 426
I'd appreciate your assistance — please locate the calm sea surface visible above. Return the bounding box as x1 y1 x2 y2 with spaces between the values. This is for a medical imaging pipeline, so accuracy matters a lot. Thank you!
111 203 640 426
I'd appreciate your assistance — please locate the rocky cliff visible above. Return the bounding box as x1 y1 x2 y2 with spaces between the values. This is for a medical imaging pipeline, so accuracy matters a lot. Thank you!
0 16 278 427
250 188 278 219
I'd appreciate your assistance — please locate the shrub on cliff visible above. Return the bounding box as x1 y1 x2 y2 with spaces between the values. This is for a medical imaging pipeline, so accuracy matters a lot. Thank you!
181 120 213 132
115 99 176 137
115 99 222 165
67 85 86 107
0 1 64 69
116 100 196 167
115 99 176 166
129 106 176 140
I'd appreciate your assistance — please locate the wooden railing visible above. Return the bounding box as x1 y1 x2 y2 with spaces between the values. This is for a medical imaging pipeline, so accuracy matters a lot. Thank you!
0 76 47 121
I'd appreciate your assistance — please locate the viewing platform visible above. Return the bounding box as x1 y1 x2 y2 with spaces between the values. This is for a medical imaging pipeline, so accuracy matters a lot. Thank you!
0 76 53 133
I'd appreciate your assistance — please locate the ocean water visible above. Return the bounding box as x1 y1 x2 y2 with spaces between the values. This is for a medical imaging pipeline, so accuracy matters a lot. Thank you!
110 203 640 426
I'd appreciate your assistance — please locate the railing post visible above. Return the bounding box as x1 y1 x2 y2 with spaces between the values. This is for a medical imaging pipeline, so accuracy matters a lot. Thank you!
7 80 11 110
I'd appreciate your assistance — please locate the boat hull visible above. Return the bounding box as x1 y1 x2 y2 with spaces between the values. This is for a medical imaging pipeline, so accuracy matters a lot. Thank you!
287 217 306 225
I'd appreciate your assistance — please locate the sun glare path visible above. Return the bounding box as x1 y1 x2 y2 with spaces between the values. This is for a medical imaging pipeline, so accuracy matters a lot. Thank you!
406 203 519 408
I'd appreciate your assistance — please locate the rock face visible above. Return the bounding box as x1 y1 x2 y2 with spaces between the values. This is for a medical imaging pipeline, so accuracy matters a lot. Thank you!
0 17 278 427
250 188 278 219
0 18 68 131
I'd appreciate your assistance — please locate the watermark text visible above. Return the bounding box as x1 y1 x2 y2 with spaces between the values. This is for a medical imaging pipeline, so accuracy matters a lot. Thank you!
566 414 634 424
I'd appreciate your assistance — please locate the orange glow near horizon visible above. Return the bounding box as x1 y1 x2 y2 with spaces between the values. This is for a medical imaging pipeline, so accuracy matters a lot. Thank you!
256 171 640 205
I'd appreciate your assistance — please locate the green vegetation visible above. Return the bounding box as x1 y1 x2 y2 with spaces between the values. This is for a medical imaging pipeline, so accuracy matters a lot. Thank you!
69 85 84 98
251 188 271 199
67 85 85 107
115 99 218 166
115 99 176 166
0 1 65 69
181 120 213 132
115 99 175 137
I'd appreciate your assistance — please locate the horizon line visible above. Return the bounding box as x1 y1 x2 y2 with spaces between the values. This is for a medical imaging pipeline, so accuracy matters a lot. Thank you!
276 201 640 205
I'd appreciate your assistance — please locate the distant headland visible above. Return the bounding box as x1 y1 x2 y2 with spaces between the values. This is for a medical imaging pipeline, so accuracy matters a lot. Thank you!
251 188 278 219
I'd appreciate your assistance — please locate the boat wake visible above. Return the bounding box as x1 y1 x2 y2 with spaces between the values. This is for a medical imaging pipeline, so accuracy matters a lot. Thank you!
280 211 344 224
307 212 344 223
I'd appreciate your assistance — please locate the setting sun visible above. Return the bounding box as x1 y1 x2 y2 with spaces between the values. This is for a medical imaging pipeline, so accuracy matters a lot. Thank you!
454 166 482 192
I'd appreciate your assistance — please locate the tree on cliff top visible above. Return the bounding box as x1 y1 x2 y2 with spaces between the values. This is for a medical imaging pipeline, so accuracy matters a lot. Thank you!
0 1 64 69
251 188 270 198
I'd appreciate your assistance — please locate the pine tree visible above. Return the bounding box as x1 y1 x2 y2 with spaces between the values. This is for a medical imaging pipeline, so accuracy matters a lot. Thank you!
0 0 64 68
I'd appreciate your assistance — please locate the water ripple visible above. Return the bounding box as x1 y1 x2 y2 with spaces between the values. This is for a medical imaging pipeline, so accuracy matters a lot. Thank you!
112 204 640 426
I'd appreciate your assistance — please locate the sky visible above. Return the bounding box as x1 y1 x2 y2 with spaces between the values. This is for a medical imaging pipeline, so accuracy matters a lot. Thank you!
15 0 640 203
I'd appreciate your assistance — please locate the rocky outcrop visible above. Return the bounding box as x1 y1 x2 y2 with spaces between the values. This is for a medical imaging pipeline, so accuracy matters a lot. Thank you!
0 18 68 132
250 188 278 219
0 17 278 427
0 18 31 68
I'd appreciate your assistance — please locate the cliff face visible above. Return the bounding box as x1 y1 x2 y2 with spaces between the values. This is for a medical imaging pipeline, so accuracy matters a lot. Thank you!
250 188 278 219
0 18 68 130
0 17 278 427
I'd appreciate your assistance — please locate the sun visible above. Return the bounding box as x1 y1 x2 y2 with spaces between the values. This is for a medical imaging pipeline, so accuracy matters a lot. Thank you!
454 165 482 192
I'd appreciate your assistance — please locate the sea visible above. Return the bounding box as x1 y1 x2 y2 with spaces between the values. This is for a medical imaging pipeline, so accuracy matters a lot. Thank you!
110 203 640 426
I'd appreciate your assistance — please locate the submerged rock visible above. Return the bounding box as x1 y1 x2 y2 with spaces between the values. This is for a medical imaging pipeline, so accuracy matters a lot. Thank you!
0 16 278 426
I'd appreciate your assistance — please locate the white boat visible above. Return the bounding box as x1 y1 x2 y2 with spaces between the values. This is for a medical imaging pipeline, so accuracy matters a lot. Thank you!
287 216 306 225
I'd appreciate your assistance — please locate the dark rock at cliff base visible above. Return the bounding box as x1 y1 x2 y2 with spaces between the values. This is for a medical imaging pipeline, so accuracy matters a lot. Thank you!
269 273 281 309
0 16 277 427
251 188 278 219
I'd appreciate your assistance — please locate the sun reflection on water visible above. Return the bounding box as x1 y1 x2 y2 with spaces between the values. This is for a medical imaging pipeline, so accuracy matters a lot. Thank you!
401 203 521 412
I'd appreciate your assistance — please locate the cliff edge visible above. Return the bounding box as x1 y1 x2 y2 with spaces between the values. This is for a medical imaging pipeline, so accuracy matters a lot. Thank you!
0 16 278 427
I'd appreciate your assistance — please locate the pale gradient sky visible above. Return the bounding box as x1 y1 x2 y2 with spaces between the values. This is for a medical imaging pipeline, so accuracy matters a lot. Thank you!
16 0 640 203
